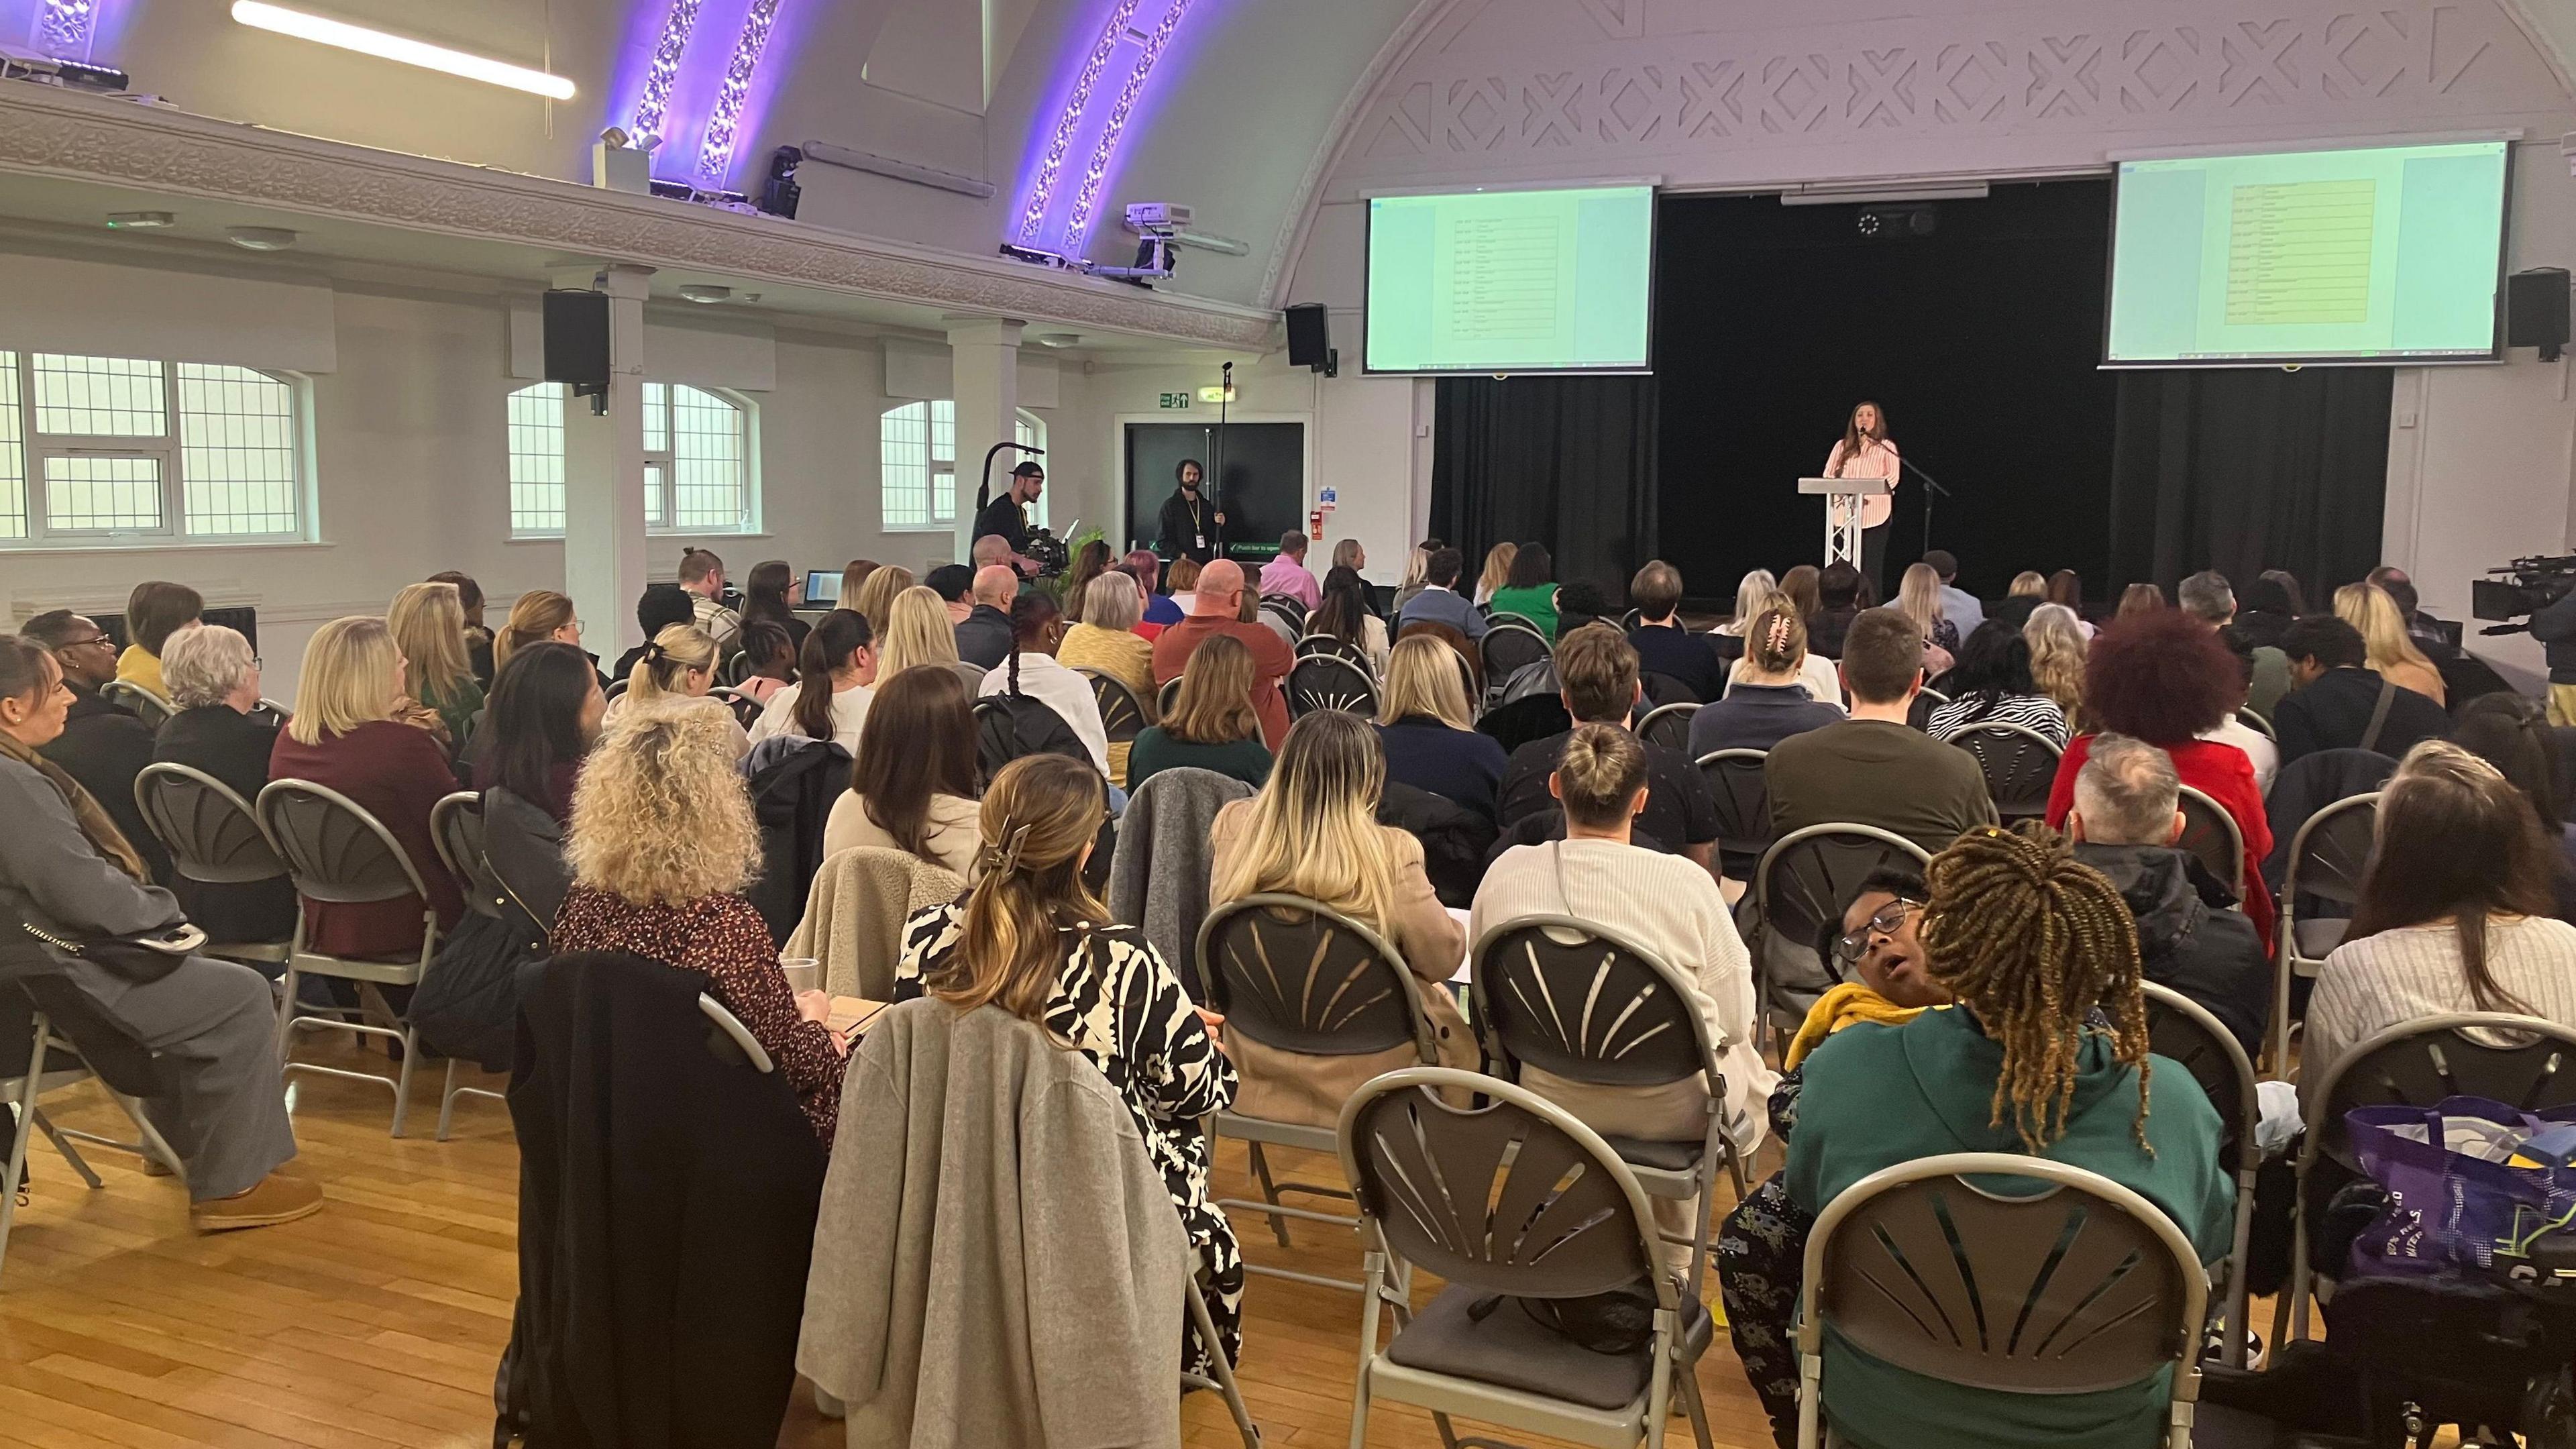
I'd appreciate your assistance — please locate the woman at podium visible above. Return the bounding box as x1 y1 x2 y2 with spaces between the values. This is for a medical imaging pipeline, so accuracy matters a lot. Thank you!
1823 400 1899 596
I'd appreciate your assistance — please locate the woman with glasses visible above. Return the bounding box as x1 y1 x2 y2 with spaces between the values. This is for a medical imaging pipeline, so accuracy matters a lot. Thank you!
153 624 297 950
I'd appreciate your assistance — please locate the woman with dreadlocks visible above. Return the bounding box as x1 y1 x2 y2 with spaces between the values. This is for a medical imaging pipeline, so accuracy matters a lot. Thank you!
1779 824 2231 1449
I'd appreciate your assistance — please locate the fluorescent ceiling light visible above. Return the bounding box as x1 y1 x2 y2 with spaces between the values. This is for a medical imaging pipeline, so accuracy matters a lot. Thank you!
229 2 577 100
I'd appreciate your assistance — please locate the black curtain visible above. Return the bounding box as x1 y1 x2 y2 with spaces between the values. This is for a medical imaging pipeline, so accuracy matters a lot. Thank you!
2106 368 2393 601
1429 374 1657 590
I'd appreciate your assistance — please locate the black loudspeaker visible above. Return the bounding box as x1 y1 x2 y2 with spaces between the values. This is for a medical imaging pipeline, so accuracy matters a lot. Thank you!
543 288 612 396
1284 303 1336 376
2510 268 2569 362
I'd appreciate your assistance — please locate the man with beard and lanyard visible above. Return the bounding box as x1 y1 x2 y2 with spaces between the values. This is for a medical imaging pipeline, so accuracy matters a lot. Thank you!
971 460 1045 577
1155 458 1225 565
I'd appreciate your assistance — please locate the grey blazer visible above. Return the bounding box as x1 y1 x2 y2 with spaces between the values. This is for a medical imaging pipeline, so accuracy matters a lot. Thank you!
0 753 185 979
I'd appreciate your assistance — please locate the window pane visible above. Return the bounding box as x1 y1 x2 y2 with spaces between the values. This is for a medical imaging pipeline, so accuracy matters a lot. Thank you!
643 460 666 528
176 364 299 535
666 386 743 531
1018 412 1047 530
0 352 24 539
930 400 957 524
44 455 164 531
509 382 567 535
879 402 930 530
32 354 167 437
641 382 668 452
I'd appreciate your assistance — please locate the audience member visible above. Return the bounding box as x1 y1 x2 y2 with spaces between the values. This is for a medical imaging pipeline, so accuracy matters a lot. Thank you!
1059 541 1112 625
493 590 593 678
2178 570 2293 719
1500 625 1721 867
1124 549 1181 631
1375 635 1507 820
1487 543 1562 641
269 616 464 958
875 586 963 681
2272 614 2451 767
154 624 296 945
612 584 697 681
1990 570 2045 629
739 559 810 655
2303 741 2576 1102
2008 570 2048 599
970 532 1016 576
1921 549 1984 641
1777 564 1823 625
1893 563 1960 677
823 666 981 876
427 570 495 686
388 581 485 749
0 633 319 1232
118 580 203 697
1473 723 1775 1266
1162 555 1203 621
21 608 168 883
474 641 604 825
2045 568 2092 633
2371 566 2455 658
1390 544 1432 616
895 753 1242 1375
1255 531 1320 613
1153 559 1294 749
1309 574 1389 676
1551 580 1615 637
1807 562 1866 658
1784 826 2228 1449
733 620 799 705
1711 568 1779 669
2116 582 2167 618
749 610 877 753
1766 609 1996 855
851 564 916 644
1061 573 1157 781
2066 735 2271 1055
2443 694 2576 921
1924 619 2069 745
1331 537 1368 580
923 563 976 627
677 547 741 649
2205 631 2280 795
1128 634 1273 793
1210 710 1477 1122
2043 610 2274 951
981 591 1111 777
1473 542 1517 606
2236 570 2306 650
1625 560 1724 701
553 706 847 1143
609 625 749 758
2023 602 2089 725
1691 606 1845 756
2335 581 2446 707
1391 546 1487 641
839 559 878 611
953 565 1018 671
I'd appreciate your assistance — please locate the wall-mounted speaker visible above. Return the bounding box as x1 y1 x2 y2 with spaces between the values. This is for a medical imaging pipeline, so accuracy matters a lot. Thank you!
2509 268 2569 362
543 288 612 400
1284 303 1337 376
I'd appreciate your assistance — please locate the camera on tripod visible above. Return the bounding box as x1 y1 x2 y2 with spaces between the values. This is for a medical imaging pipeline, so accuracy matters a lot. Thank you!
2473 555 2576 635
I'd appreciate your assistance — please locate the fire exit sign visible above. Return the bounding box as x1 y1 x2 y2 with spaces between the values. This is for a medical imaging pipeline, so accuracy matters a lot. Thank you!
1158 392 1191 409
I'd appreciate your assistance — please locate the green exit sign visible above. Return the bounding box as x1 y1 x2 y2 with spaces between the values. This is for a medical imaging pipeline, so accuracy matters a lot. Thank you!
1158 392 1191 409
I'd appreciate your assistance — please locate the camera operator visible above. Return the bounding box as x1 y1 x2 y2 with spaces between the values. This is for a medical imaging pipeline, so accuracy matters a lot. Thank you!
2532 586 2576 726
972 461 1046 578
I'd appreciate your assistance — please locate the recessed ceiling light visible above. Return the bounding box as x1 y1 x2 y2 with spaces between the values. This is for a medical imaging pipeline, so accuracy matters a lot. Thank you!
1034 332 1081 349
678 284 733 304
105 211 176 229
225 226 299 251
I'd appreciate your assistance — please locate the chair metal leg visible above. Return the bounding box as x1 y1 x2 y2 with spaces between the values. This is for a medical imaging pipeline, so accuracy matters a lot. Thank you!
32 1114 102 1189
1796 1350 1824 1449
274 963 301 1055
1185 1274 1260 1448
1244 1140 1292 1248
1348 1249 1386 1449
388 1024 418 1139
2220 1167 2257 1368
0 1056 44 1285
436 1059 461 1142
1677 1354 1715 1449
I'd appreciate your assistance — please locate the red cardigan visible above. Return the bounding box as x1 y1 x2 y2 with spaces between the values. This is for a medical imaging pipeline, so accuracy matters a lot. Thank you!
2046 734 2275 957
270 719 467 960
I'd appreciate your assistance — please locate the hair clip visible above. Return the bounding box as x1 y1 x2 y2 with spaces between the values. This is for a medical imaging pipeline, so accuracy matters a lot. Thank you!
981 821 1034 877
643 642 667 663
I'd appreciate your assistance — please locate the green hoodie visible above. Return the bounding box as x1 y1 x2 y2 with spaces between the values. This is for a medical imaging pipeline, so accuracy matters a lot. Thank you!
1785 1005 2232 1449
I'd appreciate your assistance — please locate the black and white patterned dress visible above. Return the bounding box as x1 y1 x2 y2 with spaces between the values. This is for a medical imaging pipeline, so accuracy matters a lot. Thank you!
895 901 1246 1376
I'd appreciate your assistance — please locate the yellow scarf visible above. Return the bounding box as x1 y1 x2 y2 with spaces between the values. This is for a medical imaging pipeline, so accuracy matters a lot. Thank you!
1784 982 1931 1071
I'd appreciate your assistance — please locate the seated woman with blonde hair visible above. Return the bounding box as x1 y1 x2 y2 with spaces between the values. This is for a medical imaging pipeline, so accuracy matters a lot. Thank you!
605 623 749 758
1207 710 1477 1128
850 564 916 643
873 586 962 680
551 705 847 1144
2334 580 2447 707
1374 633 1507 821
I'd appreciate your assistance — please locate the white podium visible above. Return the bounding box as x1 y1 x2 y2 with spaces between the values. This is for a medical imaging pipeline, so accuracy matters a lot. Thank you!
1799 476 1891 570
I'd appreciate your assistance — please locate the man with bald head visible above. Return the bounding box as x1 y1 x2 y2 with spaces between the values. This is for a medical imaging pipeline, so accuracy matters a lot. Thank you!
1151 557 1295 747
970 534 1013 572
955 564 1020 670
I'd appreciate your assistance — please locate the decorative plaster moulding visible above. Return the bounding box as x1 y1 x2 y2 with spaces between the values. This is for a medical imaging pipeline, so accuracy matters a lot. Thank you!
0 85 1276 350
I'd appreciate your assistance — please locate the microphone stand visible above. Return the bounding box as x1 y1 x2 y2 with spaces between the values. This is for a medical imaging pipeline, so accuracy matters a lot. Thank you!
1895 451 1953 553
1211 361 1232 560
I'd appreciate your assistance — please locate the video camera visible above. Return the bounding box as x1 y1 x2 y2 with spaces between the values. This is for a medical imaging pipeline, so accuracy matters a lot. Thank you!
2474 555 2576 635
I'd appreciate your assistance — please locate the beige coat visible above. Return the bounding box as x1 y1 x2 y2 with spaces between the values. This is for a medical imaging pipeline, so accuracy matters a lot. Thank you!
787 847 964 1000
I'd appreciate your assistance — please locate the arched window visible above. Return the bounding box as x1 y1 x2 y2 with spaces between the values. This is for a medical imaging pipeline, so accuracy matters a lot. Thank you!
0 351 305 545
506 380 755 537
879 401 1044 531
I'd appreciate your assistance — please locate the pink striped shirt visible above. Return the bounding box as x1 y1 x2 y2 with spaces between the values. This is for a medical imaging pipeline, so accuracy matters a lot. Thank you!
1824 437 1900 528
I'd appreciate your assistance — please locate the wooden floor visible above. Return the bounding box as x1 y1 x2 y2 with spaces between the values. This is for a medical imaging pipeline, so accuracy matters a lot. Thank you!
0 1041 1792 1449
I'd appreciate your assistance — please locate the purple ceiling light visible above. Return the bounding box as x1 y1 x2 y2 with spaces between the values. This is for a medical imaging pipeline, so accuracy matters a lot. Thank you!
1061 0 1195 256
37 0 101 56
629 0 706 143
1015 0 1146 246
696 0 785 185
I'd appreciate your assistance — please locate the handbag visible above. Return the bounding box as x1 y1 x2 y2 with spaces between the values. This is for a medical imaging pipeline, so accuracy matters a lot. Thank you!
2346 1095 2576 1282
17 918 204 983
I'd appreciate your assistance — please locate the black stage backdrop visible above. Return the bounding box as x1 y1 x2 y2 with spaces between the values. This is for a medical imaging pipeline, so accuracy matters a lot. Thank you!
1428 374 1658 593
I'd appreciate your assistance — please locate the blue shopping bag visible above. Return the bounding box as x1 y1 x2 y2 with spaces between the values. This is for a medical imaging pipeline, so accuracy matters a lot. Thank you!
2345 1095 2576 1280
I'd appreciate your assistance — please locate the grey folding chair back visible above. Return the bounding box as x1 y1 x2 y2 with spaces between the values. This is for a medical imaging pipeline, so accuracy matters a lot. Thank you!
1076 667 1150 741
1157 674 1185 717
1636 702 1698 752
1295 634 1371 675
99 679 172 729
1796 1153 2206 1449
133 762 286 886
948 659 988 692
2269 790 2380 1070
2174 786 2245 902
1752 824 1933 1032
1480 622 1550 689
1487 610 1543 635
430 790 504 920
2236 708 2276 741
2141 983 2261 1367
1286 654 1377 718
1947 722 2061 822
708 686 764 729
1696 748 1772 878
715 649 754 687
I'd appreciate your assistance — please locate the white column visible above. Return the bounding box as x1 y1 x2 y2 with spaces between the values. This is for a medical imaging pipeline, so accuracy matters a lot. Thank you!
555 264 655 658
947 317 1024 564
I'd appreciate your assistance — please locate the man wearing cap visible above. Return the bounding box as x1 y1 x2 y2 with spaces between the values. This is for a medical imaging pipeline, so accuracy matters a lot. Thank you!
971 461 1045 577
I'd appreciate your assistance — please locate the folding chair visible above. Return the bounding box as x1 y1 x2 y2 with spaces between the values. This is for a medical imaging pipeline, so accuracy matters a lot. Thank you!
257 779 447 1137
1695 747 1772 882
132 762 293 969
2279 1012 2576 1349
602 678 630 703
2236 708 2276 741
1340 1069 1715 1449
1077 667 1152 741
99 679 173 729
2269 792 2379 1071
2141 983 2261 1367
1796 1153 2208 1449
1947 722 2061 824
715 649 754 688
1 980 184 1285
1635 702 1698 752
708 686 764 729
2175 785 2247 903
1287 655 1377 718
1295 634 1373 676
1479 623 1550 700
1158 675 1185 717
430 791 504 921
1486 610 1543 635
1194 893 1440 1293
1472 915 1750 1289
1750 824 1933 1040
